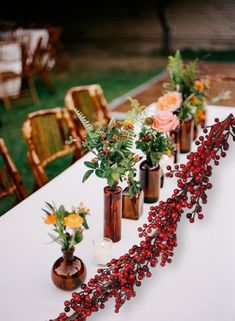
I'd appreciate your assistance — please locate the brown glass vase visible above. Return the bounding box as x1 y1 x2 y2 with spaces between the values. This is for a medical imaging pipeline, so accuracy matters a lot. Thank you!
140 158 160 203
122 187 144 220
51 246 86 290
104 185 122 243
170 127 179 163
179 117 193 153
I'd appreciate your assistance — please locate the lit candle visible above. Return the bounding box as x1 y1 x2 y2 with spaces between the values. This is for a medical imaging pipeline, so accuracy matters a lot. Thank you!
93 237 113 265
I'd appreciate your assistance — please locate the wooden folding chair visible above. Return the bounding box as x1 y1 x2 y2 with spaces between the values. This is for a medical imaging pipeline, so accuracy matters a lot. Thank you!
0 40 39 109
0 138 28 203
65 84 111 138
30 36 56 94
22 108 82 189
202 75 235 106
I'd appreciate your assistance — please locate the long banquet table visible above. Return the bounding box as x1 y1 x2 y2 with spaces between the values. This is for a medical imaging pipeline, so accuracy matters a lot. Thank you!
0 105 235 321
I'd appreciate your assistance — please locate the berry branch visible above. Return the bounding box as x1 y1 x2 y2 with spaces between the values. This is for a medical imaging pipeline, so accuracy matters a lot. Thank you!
51 114 235 321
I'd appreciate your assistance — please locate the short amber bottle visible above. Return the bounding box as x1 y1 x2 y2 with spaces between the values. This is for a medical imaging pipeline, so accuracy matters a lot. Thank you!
122 187 144 220
140 158 160 203
51 247 86 290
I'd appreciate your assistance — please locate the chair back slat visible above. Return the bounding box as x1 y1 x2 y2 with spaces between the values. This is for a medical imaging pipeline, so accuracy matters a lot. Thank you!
31 114 65 163
71 90 96 122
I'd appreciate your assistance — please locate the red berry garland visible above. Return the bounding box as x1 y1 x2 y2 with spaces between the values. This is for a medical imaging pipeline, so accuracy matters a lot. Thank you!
51 114 235 321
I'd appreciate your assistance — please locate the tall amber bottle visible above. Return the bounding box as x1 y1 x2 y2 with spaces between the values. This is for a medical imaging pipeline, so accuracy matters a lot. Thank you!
170 127 179 163
103 185 122 243
179 117 193 153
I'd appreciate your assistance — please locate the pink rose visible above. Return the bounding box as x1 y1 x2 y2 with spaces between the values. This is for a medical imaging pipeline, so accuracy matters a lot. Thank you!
156 91 182 112
151 111 179 133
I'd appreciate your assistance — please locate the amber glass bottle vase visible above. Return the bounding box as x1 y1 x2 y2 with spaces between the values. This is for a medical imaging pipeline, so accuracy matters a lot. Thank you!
140 157 160 203
122 187 144 220
51 246 86 290
179 117 193 153
103 185 122 243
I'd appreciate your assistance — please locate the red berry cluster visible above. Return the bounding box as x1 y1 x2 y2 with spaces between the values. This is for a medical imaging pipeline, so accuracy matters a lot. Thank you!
52 114 235 321
165 114 235 223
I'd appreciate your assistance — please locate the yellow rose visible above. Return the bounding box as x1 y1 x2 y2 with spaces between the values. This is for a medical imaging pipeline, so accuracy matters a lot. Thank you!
64 214 83 229
123 119 133 127
44 213 56 225
166 148 173 157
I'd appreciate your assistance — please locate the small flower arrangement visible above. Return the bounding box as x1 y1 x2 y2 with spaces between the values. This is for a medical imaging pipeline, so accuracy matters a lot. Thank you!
43 202 90 250
159 50 209 121
129 98 179 166
70 109 141 198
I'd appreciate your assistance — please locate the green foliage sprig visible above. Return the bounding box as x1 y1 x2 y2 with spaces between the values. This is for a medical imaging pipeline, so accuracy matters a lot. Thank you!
163 50 206 120
74 110 141 199
128 99 175 166
136 119 174 166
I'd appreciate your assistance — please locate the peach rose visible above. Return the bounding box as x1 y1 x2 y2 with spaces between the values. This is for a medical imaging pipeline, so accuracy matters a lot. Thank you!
152 111 179 133
156 91 182 112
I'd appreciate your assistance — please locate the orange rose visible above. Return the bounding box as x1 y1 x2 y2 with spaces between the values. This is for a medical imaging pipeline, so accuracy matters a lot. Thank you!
197 110 206 123
191 96 199 105
64 214 83 229
133 154 140 162
156 91 182 112
44 213 56 225
152 111 179 133
194 81 204 91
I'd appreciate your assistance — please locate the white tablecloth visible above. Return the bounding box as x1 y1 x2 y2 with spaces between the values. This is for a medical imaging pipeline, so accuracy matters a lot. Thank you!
0 29 50 99
14 28 49 56
0 41 22 98
0 105 234 321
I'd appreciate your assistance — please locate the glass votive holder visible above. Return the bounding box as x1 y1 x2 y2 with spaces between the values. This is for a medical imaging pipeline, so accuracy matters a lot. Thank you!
93 237 113 266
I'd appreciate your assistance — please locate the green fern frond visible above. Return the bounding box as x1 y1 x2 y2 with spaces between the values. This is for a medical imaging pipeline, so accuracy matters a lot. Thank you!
167 50 184 84
73 108 93 133
127 97 146 125
109 118 116 126
127 97 146 119
184 60 198 86
125 126 135 149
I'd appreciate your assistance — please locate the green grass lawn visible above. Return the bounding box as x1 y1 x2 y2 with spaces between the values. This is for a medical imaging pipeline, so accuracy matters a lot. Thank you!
0 67 163 215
